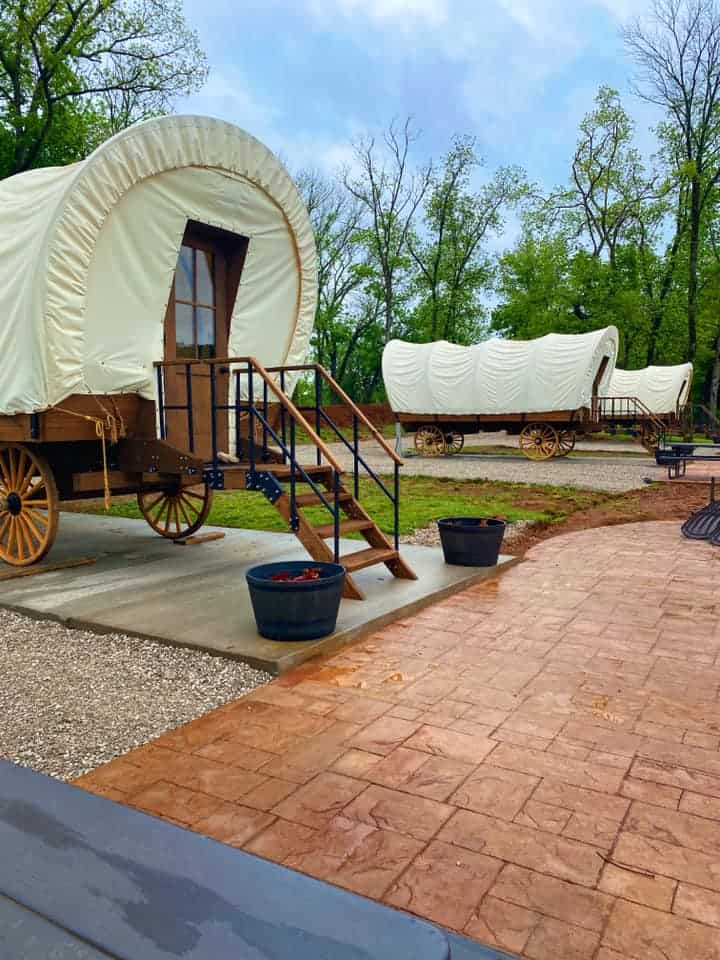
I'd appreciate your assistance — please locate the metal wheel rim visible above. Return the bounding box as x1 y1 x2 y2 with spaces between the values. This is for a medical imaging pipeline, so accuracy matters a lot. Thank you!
414 426 446 457
444 431 464 454
555 430 576 457
138 483 213 539
519 423 559 461
0 443 59 566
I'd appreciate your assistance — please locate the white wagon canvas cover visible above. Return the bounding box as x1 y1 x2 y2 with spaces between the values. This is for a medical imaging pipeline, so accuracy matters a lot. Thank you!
0 115 316 416
382 327 619 417
605 364 693 415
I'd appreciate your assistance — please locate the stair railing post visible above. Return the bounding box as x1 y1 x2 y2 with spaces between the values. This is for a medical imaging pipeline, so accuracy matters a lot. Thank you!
314 368 322 467
353 413 359 501
333 470 340 563
209 361 218 469
394 461 399 552
234 369 241 460
262 380 268 463
247 361 255 473
290 416 298 530
280 369 288 464
185 363 194 453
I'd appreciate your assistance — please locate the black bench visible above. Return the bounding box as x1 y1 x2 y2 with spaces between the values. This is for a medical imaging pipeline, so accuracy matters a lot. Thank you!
657 441 720 479
0 760 515 960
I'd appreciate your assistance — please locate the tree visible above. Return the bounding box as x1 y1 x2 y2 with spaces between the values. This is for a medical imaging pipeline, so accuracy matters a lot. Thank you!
295 168 372 391
344 118 432 342
492 235 573 338
408 136 526 343
0 0 207 177
554 87 662 267
625 0 720 361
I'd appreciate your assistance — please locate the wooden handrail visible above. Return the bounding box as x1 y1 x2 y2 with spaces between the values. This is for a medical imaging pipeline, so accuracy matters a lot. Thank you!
315 365 404 466
154 357 344 473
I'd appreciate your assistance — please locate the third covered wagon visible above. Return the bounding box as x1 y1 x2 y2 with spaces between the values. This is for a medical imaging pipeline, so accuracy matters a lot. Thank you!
382 327 619 460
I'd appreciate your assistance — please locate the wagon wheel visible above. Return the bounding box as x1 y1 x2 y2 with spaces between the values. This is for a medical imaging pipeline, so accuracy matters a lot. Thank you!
555 429 576 457
414 426 446 457
640 425 660 452
0 443 59 566
444 431 465 454
138 483 213 539
518 423 559 461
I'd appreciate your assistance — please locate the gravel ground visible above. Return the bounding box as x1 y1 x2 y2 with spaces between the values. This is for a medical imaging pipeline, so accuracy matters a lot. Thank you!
0 610 270 781
401 519 532 549
302 440 658 493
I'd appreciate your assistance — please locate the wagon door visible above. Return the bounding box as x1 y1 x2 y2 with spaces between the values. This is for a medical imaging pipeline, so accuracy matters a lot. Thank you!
163 223 248 460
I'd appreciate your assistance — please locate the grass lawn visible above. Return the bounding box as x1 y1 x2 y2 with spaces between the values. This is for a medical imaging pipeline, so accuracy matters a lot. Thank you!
69 476 617 538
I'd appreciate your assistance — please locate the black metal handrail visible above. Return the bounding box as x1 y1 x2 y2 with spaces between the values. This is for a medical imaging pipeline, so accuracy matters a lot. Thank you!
153 357 403 558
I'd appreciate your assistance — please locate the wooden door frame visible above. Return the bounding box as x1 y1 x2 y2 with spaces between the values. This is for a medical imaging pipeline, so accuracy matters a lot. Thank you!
163 221 250 458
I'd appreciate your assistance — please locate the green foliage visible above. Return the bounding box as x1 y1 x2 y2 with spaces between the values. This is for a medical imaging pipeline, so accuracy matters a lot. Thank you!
0 0 207 177
77 476 615 537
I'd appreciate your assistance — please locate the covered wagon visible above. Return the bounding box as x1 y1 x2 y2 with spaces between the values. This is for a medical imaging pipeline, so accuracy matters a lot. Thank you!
0 115 411 596
382 327 619 459
600 364 693 448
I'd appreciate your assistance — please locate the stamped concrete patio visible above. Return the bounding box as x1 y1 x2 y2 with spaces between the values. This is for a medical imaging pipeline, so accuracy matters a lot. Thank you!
75 520 720 960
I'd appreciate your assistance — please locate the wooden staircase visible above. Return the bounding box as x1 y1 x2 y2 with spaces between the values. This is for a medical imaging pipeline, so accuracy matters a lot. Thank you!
266 464 416 600
154 355 418 601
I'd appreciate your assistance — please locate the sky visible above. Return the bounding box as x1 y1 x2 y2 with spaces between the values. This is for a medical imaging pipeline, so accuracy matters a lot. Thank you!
179 0 662 240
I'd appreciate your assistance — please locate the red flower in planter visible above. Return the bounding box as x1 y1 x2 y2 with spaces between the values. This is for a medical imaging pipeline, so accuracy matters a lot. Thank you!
270 567 322 582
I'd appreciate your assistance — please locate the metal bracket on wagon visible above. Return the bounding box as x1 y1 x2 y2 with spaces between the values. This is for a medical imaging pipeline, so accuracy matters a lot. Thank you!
204 468 225 490
246 471 283 504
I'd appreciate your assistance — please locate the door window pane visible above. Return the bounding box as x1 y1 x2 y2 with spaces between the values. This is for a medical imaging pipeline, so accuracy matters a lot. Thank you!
175 303 194 357
196 307 216 359
196 251 214 307
175 246 194 302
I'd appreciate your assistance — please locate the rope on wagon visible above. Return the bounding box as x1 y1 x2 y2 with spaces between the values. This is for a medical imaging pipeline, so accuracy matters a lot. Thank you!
56 409 120 510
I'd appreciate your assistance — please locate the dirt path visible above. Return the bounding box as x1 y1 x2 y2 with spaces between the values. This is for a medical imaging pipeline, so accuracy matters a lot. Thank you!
507 480 707 556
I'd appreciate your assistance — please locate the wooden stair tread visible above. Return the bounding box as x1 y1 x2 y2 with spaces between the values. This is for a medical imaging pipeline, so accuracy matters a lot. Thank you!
313 519 374 538
340 547 399 572
294 491 352 507
266 463 333 479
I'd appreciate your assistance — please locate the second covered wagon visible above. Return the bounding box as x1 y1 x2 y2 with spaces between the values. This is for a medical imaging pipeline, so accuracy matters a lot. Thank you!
382 327 619 460
600 363 693 448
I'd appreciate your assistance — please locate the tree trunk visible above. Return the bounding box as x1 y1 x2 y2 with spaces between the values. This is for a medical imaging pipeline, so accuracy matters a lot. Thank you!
709 331 720 416
646 309 662 365
688 178 701 362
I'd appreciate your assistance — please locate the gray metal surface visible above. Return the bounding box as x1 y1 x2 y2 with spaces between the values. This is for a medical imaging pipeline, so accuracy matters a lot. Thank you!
0 894 116 958
0 760 451 960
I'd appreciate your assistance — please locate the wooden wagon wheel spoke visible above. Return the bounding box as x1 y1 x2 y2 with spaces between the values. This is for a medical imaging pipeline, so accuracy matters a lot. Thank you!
414 426 446 457
444 431 464 454
519 423 559 461
177 498 194 528
182 489 206 503
137 483 213 540
555 429 576 457
21 509 44 545
140 492 165 514
0 443 59 567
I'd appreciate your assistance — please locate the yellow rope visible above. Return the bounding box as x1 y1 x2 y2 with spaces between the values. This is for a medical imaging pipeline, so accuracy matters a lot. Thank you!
56 408 114 510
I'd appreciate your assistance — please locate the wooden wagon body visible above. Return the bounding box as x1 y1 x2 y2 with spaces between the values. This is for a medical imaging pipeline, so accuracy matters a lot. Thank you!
382 330 619 459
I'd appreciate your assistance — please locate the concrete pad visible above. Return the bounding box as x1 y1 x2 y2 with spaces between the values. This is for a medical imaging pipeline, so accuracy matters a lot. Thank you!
0 514 517 674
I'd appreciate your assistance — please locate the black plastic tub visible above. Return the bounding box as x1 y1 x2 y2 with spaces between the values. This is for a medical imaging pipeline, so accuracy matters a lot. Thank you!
437 517 506 567
246 561 345 641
